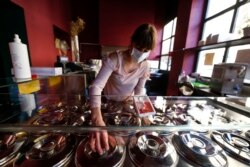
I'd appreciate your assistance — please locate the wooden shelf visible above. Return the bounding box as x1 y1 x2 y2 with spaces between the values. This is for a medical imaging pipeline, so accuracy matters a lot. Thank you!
198 37 250 50
173 37 250 53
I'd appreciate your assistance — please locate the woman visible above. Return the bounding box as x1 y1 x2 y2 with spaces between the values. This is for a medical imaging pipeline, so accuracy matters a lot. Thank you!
89 23 157 154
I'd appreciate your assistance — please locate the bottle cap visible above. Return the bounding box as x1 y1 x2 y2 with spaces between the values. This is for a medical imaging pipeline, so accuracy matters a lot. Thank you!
13 34 21 43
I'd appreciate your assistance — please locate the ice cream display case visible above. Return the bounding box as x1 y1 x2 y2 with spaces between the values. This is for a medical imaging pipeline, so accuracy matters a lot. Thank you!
0 76 250 167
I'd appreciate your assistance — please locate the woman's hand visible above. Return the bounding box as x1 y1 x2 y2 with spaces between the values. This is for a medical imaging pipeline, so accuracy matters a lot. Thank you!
90 108 109 154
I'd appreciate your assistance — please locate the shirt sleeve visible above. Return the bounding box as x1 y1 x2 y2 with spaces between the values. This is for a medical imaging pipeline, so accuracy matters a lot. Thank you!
89 56 116 108
134 61 150 95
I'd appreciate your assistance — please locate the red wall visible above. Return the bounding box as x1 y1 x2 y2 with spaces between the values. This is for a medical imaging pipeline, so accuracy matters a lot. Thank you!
11 0 171 66
167 0 205 95
12 0 71 67
99 0 162 59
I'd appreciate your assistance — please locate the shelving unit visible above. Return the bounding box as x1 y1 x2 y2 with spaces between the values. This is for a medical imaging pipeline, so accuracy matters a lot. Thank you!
173 37 250 53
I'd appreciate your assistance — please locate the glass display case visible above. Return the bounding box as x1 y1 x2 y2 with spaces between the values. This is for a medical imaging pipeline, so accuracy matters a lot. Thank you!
0 75 250 167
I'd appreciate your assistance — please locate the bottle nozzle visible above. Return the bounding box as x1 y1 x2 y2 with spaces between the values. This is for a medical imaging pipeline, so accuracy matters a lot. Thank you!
14 34 21 43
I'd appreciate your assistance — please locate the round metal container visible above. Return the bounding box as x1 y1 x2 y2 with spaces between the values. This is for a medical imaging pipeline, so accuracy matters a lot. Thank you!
70 110 92 127
14 133 76 167
0 132 28 166
69 110 92 136
148 113 172 126
128 132 179 167
211 131 250 164
32 109 69 126
173 132 228 167
75 135 126 167
102 100 141 136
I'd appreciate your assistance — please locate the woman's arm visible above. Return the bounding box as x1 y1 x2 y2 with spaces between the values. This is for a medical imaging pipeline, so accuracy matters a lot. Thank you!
89 53 118 154
89 107 109 154
134 62 150 95
89 53 118 108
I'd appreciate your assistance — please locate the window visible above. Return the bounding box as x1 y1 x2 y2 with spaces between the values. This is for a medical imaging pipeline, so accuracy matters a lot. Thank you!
196 48 225 77
160 17 177 71
205 0 236 18
202 11 234 39
196 0 250 83
148 60 159 69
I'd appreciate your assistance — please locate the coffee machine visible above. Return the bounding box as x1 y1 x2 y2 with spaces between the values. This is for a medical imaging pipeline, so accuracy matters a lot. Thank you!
54 56 70 73
210 63 248 95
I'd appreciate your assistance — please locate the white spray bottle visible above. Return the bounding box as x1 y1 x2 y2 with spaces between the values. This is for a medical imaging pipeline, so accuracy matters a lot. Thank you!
9 34 31 79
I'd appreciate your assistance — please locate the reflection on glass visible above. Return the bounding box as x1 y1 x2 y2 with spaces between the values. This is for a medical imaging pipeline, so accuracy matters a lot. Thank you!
196 48 225 77
202 11 234 39
18 94 37 121
161 39 171 55
206 0 236 18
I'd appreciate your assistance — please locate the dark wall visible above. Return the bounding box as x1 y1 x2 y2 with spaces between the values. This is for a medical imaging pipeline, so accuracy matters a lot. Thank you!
70 0 99 44
0 0 29 78
99 0 179 59
156 0 178 24
71 0 178 60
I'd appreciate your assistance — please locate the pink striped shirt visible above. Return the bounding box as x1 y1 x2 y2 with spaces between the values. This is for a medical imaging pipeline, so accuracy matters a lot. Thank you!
89 50 150 108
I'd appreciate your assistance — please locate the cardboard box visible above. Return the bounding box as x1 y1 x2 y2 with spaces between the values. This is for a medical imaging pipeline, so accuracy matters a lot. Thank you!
31 67 62 76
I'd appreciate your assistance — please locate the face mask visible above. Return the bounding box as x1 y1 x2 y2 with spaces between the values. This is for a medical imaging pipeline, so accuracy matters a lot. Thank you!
131 47 150 63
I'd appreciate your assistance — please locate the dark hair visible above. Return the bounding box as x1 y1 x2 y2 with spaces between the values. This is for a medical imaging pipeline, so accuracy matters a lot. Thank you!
131 23 157 50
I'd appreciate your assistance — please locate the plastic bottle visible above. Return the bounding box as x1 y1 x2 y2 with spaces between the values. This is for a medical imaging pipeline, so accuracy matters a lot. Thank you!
178 70 186 83
9 34 31 79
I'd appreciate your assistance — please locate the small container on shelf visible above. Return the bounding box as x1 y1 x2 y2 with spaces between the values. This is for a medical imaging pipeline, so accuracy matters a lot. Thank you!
134 96 156 117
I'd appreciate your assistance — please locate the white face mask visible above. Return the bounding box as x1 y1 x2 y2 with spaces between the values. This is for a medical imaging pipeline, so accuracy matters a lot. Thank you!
131 47 150 63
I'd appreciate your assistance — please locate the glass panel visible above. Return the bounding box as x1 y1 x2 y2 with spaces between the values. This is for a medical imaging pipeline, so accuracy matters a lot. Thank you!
227 44 250 84
206 0 236 18
148 60 159 69
202 11 234 39
196 48 225 77
161 39 171 55
233 2 250 36
159 55 169 70
163 20 173 40
172 17 177 35
226 44 250 63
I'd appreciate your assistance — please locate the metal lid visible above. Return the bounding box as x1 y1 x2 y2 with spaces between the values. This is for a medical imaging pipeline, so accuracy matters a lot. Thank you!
212 131 250 164
14 133 76 167
0 132 28 166
102 100 141 136
33 109 68 125
75 135 126 167
173 132 227 167
128 132 179 167
101 101 124 114
105 112 140 126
